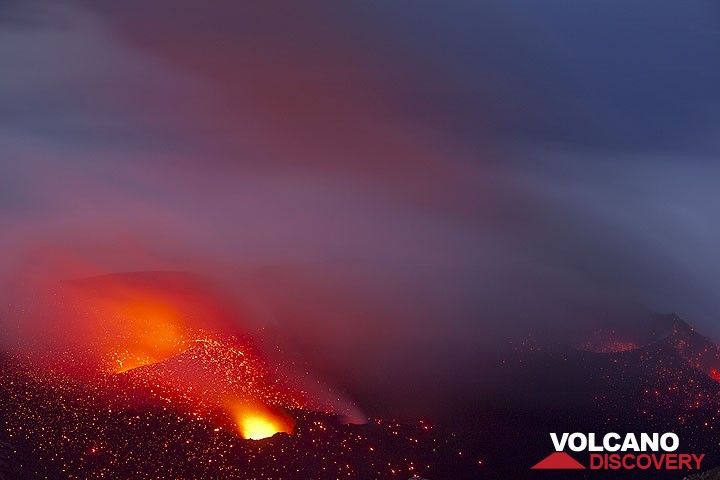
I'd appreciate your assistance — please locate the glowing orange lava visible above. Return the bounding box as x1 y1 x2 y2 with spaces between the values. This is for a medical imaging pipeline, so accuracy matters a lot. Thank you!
228 401 295 440
109 300 188 373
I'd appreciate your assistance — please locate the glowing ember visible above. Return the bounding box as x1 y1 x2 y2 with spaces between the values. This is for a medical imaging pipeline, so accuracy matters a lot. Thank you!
590 340 639 353
578 335 640 353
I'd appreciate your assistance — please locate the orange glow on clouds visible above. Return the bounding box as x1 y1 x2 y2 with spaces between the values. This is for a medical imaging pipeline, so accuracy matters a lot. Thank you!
37 273 234 373
55 280 193 373
110 300 188 373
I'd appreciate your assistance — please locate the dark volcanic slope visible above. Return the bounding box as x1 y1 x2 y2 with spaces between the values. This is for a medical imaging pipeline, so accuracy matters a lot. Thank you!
473 314 720 479
3 313 720 479
0 270 485 479
0 351 483 480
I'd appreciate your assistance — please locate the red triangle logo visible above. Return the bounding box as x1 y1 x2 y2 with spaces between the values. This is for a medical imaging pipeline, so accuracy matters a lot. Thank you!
531 451 586 470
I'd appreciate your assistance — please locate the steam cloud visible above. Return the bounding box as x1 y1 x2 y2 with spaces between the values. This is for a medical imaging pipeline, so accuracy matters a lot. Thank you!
2 0 720 417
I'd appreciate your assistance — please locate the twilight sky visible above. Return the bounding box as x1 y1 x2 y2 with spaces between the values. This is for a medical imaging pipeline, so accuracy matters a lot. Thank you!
2 0 720 414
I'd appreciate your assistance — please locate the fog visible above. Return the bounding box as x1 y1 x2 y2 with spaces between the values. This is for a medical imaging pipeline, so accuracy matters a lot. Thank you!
2 0 720 416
